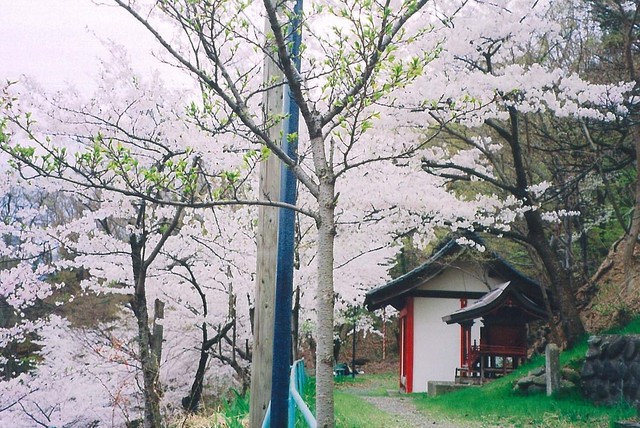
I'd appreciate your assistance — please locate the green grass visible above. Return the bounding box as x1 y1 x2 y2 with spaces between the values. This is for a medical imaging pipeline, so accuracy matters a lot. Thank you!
412 377 636 427
329 373 408 427
219 318 640 427
334 390 408 428
409 323 640 428
219 390 250 428
334 372 397 396
609 316 640 335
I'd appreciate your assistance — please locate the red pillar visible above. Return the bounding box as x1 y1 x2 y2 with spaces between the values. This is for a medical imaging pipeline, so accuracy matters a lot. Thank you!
399 297 414 393
459 299 468 369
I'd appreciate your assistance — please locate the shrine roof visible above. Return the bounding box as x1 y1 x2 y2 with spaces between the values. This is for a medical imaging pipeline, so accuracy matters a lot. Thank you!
441 281 548 324
364 233 544 312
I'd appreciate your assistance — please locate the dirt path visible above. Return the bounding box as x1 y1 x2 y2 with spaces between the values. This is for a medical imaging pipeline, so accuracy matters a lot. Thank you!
339 378 489 428
359 394 470 428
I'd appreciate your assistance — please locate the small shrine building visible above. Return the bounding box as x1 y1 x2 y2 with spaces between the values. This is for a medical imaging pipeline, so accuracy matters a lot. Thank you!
442 281 547 383
364 236 549 393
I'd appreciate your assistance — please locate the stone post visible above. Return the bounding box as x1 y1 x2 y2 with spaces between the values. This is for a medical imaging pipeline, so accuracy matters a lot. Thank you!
546 343 560 396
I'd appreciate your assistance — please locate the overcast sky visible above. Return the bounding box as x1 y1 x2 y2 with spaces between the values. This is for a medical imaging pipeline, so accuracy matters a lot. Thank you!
0 0 176 91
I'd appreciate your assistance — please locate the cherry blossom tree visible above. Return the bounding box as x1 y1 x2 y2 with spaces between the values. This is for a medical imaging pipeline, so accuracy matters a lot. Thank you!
105 1 446 425
0 76 447 428
0 59 259 426
5 1 630 426
0 170 64 383
409 0 633 347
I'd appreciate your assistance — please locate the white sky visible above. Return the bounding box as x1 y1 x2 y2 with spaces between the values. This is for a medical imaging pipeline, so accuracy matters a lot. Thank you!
0 0 180 91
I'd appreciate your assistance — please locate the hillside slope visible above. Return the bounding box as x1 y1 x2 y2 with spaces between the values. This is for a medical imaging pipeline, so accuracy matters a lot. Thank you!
579 238 640 333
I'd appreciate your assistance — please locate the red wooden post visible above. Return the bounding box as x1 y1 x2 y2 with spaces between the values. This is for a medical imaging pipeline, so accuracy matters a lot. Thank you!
399 298 415 393
459 299 468 372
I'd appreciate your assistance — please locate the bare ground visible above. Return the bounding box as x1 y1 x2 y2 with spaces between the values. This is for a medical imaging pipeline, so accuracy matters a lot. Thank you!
359 394 475 428
340 378 500 428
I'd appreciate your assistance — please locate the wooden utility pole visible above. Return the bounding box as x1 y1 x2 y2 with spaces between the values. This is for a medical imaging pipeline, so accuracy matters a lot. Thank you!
248 11 283 426
270 0 302 422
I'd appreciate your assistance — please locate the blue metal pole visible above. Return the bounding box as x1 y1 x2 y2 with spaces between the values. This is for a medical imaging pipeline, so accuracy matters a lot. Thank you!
270 0 303 426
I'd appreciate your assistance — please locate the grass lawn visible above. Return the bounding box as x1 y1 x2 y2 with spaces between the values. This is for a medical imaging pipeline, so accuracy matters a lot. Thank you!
411 374 637 427
409 323 640 428
216 365 637 428
218 319 640 427
333 372 413 428
334 371 398 395
334 321 640 427
334 390 408 428
331 367 637 428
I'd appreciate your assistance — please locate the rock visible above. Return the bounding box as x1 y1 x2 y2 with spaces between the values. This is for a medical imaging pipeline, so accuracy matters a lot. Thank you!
607 336 628 359
516 373 545 388
514 367 560 395
589 336 603 347
583 359 602 380
581 336 640 408
516 376 534 388
581 363 595 379
595 382 609 400
629 362 640 381
530 367 545 376
602 360 624 381
614 421 640 428
599 342 610 360
608 382 624 403
532 374 546 386
528 385 546 394
623 379 639 400
586 347 600 360
561 367 580 384
625 341 639 361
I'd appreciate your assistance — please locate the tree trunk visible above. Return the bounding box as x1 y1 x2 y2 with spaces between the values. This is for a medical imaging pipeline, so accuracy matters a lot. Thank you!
623 124 640 293
314 172 336 428
184 319 235 411
137 308 163 428
151 299 164 364
503 107 584 348
183 323 209 412
130 234 163 428
622 9 640 295
526 210 585 347
292 285 301 360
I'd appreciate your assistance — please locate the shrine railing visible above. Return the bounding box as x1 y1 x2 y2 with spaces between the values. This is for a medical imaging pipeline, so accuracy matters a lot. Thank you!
471 344 527 357
458 344 527 382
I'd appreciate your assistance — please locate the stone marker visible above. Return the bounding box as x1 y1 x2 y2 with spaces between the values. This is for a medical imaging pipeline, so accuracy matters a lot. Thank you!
546 343 560 396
